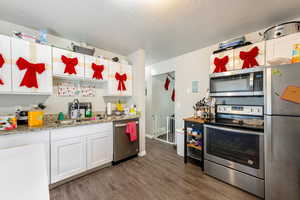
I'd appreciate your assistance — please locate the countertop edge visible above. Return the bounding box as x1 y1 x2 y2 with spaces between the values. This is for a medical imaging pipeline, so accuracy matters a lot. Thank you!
0 115 140 136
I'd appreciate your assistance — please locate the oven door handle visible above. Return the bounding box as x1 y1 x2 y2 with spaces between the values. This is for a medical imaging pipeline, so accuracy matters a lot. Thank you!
204 124 264 136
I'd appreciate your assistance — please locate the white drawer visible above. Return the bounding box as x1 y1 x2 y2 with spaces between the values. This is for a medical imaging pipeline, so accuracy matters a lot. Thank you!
51 122 113 141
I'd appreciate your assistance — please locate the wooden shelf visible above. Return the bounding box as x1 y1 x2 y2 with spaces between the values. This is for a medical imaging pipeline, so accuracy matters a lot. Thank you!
187 133 202 138
183 117 205 124
187 143 202 151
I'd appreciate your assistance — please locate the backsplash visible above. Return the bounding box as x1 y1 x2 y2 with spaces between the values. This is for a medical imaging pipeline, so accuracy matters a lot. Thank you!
0 79 131 115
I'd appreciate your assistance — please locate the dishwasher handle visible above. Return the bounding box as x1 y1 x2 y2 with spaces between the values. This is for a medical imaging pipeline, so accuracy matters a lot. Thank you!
114 121 139 128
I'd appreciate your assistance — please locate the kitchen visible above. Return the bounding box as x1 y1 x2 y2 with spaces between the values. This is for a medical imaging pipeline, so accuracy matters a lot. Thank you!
0 1 300 200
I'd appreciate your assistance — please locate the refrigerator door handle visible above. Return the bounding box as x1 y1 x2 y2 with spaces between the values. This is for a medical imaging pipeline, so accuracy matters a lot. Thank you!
249 72 254 90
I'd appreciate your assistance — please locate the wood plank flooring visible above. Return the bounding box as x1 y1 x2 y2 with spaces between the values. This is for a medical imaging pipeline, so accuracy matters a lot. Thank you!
50 139 259 200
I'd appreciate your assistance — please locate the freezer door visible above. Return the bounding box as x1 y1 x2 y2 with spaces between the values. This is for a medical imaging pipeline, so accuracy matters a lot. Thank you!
265 116 300 200
265 63 300 116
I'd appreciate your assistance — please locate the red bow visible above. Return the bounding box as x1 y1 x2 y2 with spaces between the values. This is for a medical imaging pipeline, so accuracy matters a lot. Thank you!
115 72 127 91
16 57 45 88
92 63 104 80
240 46 259 69
213 56 228 73
61 55 78 75
0 54 5 85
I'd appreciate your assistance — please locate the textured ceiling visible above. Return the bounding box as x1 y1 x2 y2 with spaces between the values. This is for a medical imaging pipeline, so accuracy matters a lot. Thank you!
0 0 300 64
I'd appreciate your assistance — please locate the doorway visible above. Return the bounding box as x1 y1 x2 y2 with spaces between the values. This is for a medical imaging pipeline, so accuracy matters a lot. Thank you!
151 71 175 144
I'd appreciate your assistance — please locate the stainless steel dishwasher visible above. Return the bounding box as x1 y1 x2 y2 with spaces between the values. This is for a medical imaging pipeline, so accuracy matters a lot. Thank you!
113 118 139 163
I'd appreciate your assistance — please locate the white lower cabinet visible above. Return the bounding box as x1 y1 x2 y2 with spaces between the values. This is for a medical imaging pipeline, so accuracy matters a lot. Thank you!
51 137 86 183
0 131 50 183
87 132 113 170
50 123 113 184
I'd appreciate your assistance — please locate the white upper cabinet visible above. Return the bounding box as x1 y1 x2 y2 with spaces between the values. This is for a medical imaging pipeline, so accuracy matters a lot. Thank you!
234 41 266 70
106 61 122 96
210 50 234 74
120 63 133 96
84 56 108 81
266 32 300 66
106 61 133 96
0 34 12 93
11 38 53 94
52 47 84 78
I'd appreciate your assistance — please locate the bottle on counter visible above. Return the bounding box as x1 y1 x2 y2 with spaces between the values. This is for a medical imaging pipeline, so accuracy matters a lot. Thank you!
292 43 300 64
85 104 92 118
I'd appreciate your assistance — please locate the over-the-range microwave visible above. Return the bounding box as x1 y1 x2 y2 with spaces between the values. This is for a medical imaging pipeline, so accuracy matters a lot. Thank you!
209 68 264 97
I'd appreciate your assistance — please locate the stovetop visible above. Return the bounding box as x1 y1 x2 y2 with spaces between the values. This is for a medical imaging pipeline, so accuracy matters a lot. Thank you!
205 119 264 132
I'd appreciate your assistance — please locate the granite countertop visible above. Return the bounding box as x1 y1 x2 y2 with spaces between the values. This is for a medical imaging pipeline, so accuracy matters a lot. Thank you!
0 115 139 136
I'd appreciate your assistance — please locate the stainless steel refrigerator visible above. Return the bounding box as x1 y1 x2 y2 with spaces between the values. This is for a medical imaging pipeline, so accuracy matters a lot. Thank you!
264 63 300 200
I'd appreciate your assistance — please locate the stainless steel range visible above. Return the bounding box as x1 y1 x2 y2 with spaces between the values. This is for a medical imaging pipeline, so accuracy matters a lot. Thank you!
204 104 264 198
205 68 265 198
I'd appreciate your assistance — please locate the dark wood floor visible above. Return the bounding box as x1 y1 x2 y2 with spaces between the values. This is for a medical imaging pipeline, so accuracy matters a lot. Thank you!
50 139 259 200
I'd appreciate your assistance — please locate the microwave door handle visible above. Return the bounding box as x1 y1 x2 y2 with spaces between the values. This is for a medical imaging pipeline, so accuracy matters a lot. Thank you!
249 72 254 90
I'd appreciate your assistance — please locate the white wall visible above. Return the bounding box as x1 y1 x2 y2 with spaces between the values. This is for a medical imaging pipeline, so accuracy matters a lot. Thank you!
0 20 129 114
174 46 215 129
128 49 146 156
145 66 152 137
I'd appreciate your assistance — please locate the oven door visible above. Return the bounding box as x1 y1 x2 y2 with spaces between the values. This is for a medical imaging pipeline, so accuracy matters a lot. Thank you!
204 124 264 179
209 68 264 97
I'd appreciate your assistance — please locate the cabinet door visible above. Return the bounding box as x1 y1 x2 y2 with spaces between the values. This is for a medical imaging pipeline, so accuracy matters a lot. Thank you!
210 49 234 73
121 64 133 96
51 137 86 183
11 38 53 94
234 41 266 70
0 34 12 93
0 131 50 183
266 32 300 66
84 56 108 81
52 47 84 78
86 132 113 169
106 61 122 96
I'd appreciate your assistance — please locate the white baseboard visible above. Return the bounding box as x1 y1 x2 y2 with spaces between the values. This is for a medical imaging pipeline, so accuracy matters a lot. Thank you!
146 134 154 139
138 150 146 157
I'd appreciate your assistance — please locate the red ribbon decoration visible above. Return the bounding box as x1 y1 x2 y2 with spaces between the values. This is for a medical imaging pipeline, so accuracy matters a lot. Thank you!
92 63 104 80
171 89 175 102
213 56 229 73
0 54 5 85
239 46 259 69
16 57 45 88
61 55 78 75
115 72 127 91
164 77 170 90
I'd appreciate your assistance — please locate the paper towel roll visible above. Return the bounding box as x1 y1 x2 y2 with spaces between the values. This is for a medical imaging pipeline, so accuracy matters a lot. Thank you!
106 102 112 115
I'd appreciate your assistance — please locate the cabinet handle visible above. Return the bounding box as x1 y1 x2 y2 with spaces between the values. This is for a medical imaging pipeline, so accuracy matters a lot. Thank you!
115 122 139 127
